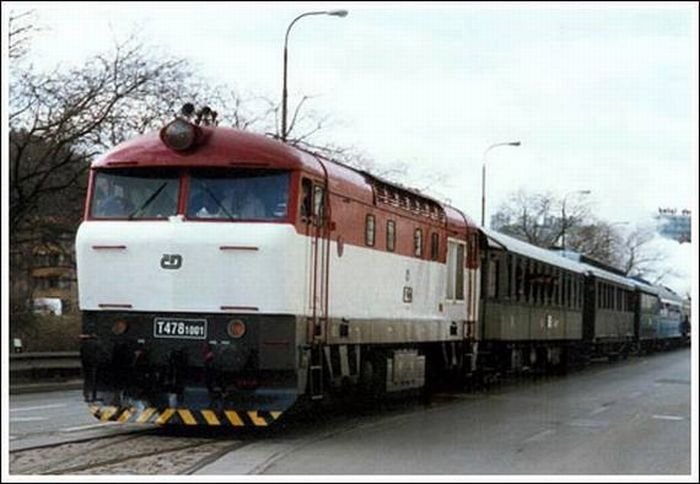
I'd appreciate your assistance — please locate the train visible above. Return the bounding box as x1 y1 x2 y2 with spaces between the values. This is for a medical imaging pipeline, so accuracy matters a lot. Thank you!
75 107 690 427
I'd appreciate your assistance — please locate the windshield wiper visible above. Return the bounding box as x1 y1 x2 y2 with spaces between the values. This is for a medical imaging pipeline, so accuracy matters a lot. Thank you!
128 182 167 220
201 184 235 221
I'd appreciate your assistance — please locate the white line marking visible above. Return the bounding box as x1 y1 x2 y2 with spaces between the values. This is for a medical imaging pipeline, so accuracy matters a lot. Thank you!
589 406 609 416
522 429 555 443
11 403 68 413
61 422 120 432
11 416 48 422
652 415 685 421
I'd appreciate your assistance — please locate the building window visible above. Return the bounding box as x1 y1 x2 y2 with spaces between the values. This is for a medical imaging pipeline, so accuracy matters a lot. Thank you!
414 228 423 257
386 220 396 252
365 214 376 247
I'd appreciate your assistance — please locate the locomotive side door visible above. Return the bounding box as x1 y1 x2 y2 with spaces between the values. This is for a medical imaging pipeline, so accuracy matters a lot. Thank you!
300 177 331 397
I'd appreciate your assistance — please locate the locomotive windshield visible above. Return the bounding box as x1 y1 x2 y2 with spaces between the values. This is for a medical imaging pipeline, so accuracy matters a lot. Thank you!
186 169 289 221
90 168 179 219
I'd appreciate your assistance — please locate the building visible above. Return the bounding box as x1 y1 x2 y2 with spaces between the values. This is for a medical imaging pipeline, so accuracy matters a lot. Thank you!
656 208 691 243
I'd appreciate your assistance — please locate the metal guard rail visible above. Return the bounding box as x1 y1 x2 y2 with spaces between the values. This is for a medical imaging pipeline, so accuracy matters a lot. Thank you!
10 351 82 380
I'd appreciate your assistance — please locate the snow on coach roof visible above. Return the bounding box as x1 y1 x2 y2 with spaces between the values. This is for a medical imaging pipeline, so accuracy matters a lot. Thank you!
482 228 636 288
482 228 587 274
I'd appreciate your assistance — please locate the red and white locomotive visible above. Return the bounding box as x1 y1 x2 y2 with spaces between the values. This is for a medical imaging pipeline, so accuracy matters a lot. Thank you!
76 107 481 426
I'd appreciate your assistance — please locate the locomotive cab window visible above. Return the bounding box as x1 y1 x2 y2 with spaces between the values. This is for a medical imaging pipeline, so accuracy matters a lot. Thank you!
187 169 290 221
90 168 179 219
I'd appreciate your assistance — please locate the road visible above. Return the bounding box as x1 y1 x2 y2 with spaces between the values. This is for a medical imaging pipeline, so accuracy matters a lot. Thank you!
8 348 693 475
9 388 148 451
200 348 693 475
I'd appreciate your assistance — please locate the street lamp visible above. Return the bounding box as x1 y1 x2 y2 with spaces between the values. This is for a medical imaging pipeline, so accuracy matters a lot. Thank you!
281 9 348 142
560 189 591 250
481 141 521 227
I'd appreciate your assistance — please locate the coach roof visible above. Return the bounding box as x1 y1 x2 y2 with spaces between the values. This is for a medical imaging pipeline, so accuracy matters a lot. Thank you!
482 228 587 274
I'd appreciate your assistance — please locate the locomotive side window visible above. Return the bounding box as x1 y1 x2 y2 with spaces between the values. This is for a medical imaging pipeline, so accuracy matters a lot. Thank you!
91 168 179 219
455 242 465 300
300 178 313 219
365 214 376 247
313 185 325 221
414 228 423 257
187 169 289 221
387 220 396 252
430 233 440 261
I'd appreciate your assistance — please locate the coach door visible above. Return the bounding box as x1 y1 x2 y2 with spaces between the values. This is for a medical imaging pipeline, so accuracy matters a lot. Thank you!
445 239 467 323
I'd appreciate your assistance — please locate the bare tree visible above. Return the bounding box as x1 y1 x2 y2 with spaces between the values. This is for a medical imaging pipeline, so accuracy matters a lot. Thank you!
491 189 562 247
618 226 668 279
9 35 197 237
491 189 623 264
565 221 623 266
8 9 38 60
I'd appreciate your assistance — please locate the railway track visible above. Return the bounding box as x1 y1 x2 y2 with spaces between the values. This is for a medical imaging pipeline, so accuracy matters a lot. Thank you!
9 395 424 475
9 430 244 475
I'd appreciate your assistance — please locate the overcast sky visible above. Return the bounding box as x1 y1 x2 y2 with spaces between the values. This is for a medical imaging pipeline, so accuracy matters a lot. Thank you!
4 1 698 294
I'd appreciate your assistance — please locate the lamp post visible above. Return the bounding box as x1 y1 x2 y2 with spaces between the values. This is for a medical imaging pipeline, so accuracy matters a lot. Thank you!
281 9 348 142
560 189 591 250
481 141 521 227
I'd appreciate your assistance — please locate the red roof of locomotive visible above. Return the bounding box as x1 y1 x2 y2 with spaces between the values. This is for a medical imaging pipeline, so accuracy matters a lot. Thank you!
92 125 477 231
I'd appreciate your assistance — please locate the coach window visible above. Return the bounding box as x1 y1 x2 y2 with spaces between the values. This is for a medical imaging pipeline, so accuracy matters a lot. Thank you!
523 260 531 304
506 255 513 299
365 214 376 247
430 233 440 261
534 263 543 305
414 228 423 257
571 277 577 309
576 278 581 308
487 254 499 299
387 220 396 252
546 268 555 305
515 258 524 302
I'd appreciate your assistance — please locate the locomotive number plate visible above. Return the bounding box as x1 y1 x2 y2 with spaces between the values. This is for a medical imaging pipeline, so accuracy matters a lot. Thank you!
153 318 207 339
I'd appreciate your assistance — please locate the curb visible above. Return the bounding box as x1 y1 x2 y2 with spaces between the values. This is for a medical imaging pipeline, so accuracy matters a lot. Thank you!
10 379 84 395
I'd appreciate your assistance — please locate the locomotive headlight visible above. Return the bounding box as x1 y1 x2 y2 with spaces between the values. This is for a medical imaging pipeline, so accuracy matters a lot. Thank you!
112 320 129 336
160 118 199 151
227 319 247 339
